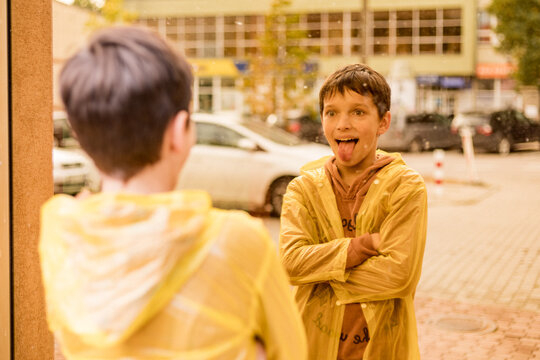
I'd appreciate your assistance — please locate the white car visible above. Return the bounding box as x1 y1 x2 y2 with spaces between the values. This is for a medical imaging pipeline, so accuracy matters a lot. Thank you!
53 147 93 195
177 113 332 215
53 111 100 194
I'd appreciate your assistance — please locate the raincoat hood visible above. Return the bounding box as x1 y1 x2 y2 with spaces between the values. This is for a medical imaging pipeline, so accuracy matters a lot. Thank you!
40 190 213 348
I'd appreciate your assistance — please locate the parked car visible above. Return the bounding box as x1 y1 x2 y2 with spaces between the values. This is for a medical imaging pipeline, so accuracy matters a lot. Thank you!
53 147 93 195
284 110 328 144
177 112 332 216
378 112 460 152
53 111 100 193
450 109 540 155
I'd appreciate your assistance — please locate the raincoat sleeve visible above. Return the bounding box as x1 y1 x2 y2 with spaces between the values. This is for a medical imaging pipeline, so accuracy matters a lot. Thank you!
331 178 427 302
255 242 308 360
279 178 350 286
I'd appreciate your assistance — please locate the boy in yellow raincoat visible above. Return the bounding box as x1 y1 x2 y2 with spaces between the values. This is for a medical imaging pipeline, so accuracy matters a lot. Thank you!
39 26 307 360
279 64 427 360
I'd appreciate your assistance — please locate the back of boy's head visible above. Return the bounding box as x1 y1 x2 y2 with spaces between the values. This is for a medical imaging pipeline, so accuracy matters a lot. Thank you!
60 26 193 181
319 63 391 119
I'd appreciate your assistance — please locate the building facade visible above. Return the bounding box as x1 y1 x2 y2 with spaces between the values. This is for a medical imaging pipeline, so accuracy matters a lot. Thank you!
123 0 534 119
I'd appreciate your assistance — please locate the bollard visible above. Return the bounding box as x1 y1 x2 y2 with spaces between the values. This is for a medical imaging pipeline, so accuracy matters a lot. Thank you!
459 126 480 183
433 149 445 196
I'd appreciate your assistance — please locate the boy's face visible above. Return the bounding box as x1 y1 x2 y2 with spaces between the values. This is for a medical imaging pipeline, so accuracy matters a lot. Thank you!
322 88 390 175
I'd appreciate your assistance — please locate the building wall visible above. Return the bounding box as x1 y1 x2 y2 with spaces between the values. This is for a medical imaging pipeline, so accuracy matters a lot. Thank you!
125 0 535 117
53 1 98 110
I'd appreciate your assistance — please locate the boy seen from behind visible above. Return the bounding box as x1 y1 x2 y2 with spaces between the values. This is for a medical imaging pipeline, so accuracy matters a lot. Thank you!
40 26 307 360
279 64 427 360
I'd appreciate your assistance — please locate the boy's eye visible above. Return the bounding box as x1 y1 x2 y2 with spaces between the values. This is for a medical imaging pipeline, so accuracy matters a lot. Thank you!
353 110 364 116
325 110 336 117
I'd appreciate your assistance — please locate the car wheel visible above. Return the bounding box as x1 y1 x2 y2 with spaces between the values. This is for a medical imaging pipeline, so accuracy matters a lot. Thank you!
408 138 423 153
268 177 294 217
497 137 511 155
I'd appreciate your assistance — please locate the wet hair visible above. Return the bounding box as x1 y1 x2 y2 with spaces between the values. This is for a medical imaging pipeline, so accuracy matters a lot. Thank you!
319 63 391 119
60 26 193 181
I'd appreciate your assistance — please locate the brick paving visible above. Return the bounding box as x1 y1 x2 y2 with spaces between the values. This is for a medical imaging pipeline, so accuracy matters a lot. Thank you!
407 151 540 359
415 295 540 360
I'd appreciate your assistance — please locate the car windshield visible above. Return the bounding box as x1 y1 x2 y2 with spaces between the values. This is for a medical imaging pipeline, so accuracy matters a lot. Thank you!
241 121 305 146
452 113 489 127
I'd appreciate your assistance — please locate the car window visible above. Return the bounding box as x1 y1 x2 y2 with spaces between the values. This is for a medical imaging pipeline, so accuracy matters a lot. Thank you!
241 121 304 146
430 114 449 125
514 111 532 126
53 116 80 149
453 113 489 127
195 122 245 148
405 115 422 124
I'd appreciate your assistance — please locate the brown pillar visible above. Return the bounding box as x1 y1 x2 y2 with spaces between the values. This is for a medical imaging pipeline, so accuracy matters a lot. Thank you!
9 0 54 359
0 0 10 357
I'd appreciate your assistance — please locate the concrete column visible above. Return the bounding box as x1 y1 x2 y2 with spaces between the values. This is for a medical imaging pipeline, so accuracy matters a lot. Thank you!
494 78 501 109
213 76 222 112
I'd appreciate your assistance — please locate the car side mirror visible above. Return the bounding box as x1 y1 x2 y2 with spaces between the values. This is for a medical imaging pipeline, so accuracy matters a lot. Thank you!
237 138 259 151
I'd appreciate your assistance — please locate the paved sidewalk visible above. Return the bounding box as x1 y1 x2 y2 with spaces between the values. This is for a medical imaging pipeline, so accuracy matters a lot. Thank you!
415 295 540 360
407 151 540 359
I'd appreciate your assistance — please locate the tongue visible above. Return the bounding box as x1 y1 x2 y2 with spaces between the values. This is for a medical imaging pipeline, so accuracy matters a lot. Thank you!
337 141 355 161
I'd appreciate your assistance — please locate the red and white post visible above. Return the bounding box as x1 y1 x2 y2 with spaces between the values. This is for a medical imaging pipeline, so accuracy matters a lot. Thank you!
433 149 445 196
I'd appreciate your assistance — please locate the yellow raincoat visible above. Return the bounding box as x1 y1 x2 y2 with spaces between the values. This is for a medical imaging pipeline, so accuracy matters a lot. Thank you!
280 150 427 360
40 190 307 360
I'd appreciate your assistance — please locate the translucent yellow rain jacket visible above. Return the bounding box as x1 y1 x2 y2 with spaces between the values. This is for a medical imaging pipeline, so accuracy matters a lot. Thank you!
40 190 307 360
280 150 427 360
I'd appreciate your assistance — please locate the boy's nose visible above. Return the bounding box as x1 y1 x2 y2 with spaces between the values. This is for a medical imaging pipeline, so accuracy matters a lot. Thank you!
336 115 351 130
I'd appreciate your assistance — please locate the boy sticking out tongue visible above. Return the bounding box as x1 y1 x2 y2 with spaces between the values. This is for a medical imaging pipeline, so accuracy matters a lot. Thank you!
279 64 428 360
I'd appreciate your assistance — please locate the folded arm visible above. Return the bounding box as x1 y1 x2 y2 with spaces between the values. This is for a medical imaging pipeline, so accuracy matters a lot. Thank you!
331 183 428 302
279 180 379 286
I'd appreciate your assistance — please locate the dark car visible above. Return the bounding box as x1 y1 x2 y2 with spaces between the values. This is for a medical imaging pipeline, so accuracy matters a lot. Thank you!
450 109 540 155
284 111 328 144
378 112 460 152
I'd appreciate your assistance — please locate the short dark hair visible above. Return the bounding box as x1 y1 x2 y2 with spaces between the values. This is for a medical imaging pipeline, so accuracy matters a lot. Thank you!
319 63 391 119
60 26 193 181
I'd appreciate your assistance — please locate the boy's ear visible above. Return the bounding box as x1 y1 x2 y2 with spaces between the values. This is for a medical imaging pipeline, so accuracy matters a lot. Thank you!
170 110 191 152
377 111 391 136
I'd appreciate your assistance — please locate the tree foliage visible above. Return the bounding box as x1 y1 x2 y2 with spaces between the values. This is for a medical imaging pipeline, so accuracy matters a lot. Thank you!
489 0 540 87
73 0 137 27
244 0 317 120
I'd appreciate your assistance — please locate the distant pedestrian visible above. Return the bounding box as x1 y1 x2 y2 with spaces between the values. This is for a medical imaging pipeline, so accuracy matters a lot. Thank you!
39 26 307 360
279 63 427 359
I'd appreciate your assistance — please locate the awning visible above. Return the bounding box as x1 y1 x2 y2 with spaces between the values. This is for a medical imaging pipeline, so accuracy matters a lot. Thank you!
188 58 240 77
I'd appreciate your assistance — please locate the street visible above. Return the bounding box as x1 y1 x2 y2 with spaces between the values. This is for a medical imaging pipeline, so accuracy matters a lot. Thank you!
261 149 540 359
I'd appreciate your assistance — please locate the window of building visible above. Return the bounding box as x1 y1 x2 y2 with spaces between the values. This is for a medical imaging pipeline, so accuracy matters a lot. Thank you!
138 6 462 61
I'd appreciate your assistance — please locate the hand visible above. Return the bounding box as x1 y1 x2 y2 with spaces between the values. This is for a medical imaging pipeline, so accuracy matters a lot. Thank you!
371 233 381 251
255 341 266 360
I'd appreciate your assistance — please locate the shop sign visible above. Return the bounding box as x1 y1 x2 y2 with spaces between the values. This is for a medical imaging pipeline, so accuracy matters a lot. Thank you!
416 75 440 86
476 63 515 79
416 75 470 89
440 76 469 89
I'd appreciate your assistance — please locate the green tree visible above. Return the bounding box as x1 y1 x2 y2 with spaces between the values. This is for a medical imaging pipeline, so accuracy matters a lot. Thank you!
72 0 100 12
73 0 137 27
244 0 317 121
489 0 540 87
